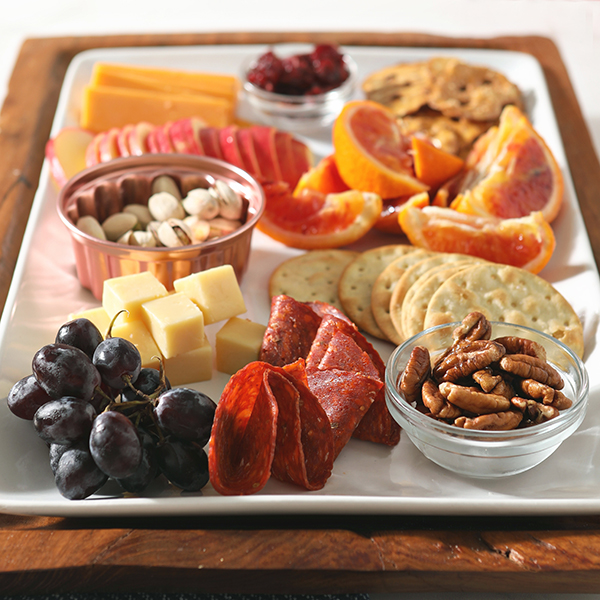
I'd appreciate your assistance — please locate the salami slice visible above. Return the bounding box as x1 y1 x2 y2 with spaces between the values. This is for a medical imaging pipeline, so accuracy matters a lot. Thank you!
208 362 278 496
260 295 322 367
268 367 333 490
307 368 382 459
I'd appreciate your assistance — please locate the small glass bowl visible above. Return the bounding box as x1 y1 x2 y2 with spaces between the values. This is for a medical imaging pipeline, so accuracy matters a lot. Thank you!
241 49 358 131
57 154 265 301
385 322 589 478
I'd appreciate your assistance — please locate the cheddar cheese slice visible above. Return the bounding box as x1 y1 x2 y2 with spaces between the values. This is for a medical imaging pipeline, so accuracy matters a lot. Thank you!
80 84 234 132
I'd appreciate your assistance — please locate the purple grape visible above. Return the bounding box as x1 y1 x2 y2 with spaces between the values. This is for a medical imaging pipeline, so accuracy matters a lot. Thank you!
33 397 96 445
32 343 102 402
116 429 159 494
54 447 108 500
55 318 104 360
121 367 170 402
49 440 88 474
89 411 142 479
154 388 216 445
93 337 141 390
7 374 53 420
156 439 209 491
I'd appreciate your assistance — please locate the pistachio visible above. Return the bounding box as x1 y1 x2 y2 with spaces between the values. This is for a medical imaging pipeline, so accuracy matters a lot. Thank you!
123 203 153 228
214 180 243 220
156 219 193 247
130 230 157 247
102 212 139 242
183 215 211 243
76 215 106 240
148 192 186 222
117 230 135 245
151 175 181 200
146 220 163 245
182 188 220 220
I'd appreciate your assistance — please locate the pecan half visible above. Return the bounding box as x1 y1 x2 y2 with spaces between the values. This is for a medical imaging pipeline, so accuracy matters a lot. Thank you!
525 400 560 424
439 381 512 414
494 335 547 361
472 368 503 393
421 378 462 419
433 340 506 383
399 345 431 404
452 311 492 344
499 354 564 390
455 410 523 431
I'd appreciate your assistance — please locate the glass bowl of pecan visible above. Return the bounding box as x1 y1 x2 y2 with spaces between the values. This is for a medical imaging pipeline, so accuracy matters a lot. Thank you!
57 154 265 300
385 313 589 478
242 44 358 131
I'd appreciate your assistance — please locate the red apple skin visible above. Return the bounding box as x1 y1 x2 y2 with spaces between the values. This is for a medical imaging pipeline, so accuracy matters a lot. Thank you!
128 122 154 155
117 124 134 157
168 119 193 153
250 126 279 181
98 128 121 163
85 133 103 167
236 128 262 178
146 128 161 153
198 127 223 160
219 125 246 170
173 117 206 155
154 123 175 153
45 127 95 187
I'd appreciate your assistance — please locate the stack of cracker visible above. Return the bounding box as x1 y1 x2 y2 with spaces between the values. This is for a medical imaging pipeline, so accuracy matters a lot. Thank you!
269 246 584 359
362 56 523 157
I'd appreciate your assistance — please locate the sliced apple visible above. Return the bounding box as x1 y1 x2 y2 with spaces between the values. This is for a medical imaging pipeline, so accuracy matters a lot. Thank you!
98 128 121 163
199 127 224 160
127 121 154 155
250 126 279 181
236 127 262 178
219 125 247 170
45 127 95 188
85 132 103 167
146 127 161 153
154 123 175 153
170 117 206 155
117 124 134 157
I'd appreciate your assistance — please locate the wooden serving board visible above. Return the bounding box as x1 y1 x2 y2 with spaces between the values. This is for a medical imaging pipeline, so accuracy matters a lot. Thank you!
1 32 600 595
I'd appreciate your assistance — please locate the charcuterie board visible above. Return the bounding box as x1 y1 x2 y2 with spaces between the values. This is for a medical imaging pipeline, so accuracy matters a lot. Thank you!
1 32 600 594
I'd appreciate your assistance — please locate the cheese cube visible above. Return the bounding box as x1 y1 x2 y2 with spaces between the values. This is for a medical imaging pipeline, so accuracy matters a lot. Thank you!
216 317 267 374
142 292 205 359
111 320 162 370
163 336 212 385
68 306 111 338
103 271 168 325
174 265 246 325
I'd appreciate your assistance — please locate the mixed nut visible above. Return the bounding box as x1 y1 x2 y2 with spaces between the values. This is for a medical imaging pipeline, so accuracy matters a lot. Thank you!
398 312 573 431
75 175 245 247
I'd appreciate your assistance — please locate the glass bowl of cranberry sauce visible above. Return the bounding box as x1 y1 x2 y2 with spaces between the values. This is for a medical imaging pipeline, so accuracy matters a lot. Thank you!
242 44 357 131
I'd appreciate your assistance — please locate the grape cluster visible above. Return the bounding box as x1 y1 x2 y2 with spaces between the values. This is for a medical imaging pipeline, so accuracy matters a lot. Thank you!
7 317 216 500
247 44 349 95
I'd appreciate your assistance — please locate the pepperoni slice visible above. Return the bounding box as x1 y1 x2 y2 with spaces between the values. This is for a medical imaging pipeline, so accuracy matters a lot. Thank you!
208 362 278 496
208 360 334 495
260 295 322 367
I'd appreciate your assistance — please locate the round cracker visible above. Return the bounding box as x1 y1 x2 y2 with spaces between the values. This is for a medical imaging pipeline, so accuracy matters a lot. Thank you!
389 253 482 340
401 262 478 340
423 263 584 358
371 249 434 345
338 244 417 340
269 249 359 312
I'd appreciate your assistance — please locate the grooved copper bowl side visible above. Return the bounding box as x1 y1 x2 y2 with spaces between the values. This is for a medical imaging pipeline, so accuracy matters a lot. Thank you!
57 154 265 300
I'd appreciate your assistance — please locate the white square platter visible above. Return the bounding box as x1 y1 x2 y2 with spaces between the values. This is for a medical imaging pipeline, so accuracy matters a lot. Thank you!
0 44 598 518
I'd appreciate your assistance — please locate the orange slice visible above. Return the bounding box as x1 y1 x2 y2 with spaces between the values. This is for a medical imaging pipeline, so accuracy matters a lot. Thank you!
398 203 555 274
257 181 382 250
332 100 429 199
293 154 350 196
411 136 465 188
449 105 564 223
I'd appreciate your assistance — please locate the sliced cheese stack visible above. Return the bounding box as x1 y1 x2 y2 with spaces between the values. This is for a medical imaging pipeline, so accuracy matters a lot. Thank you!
70 265 265 386
80 62 240 133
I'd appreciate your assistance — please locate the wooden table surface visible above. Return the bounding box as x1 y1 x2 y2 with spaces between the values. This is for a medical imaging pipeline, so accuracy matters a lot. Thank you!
1 31 600 595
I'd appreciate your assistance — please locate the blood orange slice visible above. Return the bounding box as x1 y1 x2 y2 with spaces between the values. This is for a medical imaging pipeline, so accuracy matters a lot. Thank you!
398 203 555 274
257 182 382 249
332 100 429 199
449 105 564 223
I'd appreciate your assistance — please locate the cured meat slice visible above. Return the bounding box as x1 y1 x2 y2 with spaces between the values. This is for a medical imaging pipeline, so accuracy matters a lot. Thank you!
306 300 354 325
282 357 309 387
307 368 382 459
268 367 333 490
208 361 334 495
208 362 278 496
260 295 322 367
